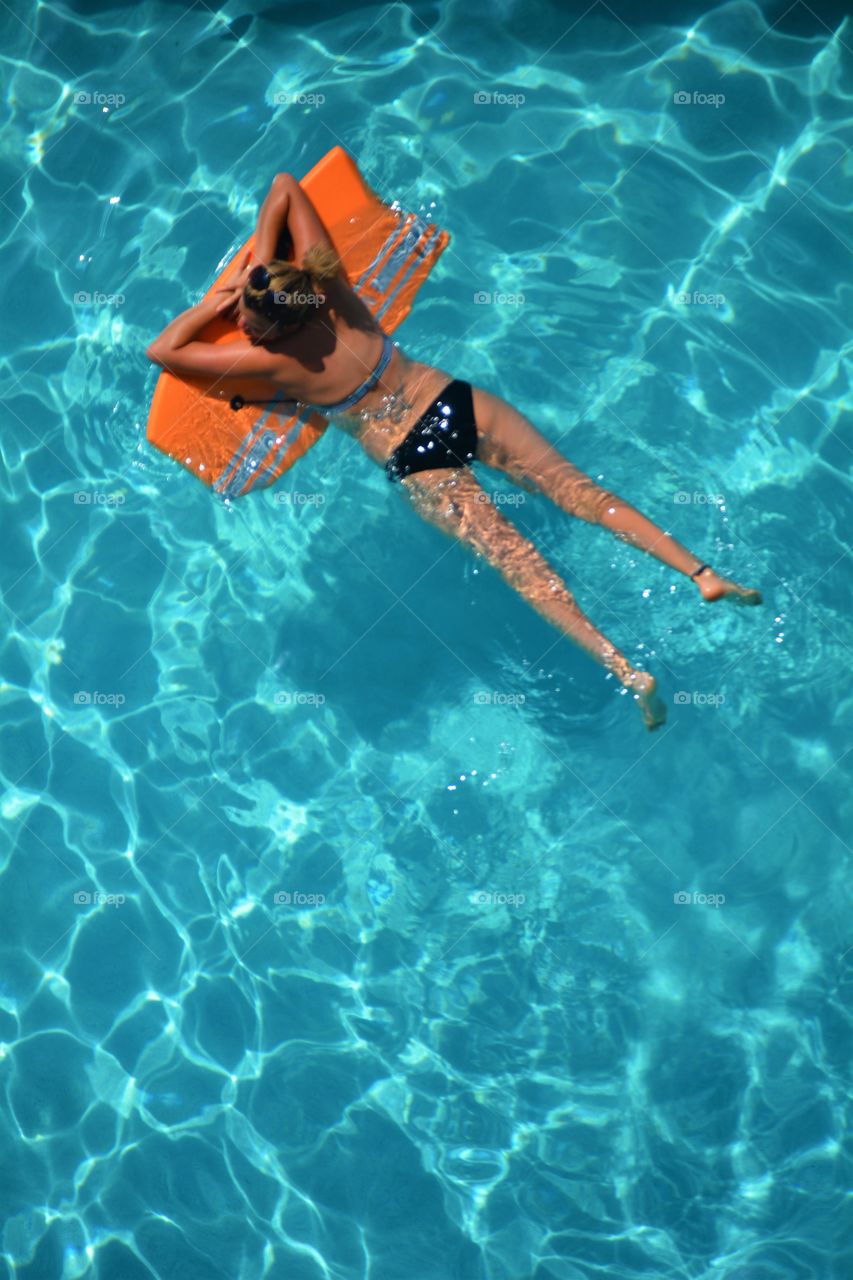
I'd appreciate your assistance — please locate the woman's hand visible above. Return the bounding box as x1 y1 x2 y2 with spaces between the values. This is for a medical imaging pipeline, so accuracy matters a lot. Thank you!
214 263 252 317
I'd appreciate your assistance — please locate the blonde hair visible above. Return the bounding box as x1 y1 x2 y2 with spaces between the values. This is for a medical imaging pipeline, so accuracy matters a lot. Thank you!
244 242 341 332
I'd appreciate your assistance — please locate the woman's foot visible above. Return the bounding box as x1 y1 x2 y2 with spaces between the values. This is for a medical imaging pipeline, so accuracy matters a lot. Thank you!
694 567 762 606
624 670 667 731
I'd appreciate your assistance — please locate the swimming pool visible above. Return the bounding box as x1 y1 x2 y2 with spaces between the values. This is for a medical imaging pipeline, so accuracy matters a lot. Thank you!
1 0 852 1276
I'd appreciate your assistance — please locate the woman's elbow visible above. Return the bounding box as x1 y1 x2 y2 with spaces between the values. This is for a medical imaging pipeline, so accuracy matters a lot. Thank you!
146 341 166 365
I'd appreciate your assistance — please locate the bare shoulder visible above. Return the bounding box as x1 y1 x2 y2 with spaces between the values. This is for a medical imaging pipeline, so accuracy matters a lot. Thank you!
260 348 318 397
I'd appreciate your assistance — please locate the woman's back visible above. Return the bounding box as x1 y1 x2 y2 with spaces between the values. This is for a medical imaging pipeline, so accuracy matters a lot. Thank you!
264 273 387 405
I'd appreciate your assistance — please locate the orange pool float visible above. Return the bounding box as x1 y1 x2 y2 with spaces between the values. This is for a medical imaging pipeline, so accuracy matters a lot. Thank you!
146 146 450 499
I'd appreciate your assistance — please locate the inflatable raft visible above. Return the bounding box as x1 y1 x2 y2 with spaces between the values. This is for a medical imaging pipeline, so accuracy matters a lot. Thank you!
146 146 449 499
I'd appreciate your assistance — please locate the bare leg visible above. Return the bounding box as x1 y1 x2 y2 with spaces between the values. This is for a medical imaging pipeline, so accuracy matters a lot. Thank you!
399 468 667 730
471 387 762 605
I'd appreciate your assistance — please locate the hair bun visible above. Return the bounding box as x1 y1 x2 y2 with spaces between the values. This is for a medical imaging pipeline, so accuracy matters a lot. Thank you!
243 247 338 331
301 242 341 282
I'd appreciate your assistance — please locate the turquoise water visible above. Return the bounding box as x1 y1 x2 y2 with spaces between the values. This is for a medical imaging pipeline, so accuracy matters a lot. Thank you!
1 1 852 1277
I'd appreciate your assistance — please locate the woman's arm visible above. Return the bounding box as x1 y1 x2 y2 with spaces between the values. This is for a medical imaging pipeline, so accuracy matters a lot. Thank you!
144 170 330 376
145 294 276 379
255 172 335 265
212 172 336 314
146 293 221 357
209 173 298 311
144 177 294 372
252 173 294 263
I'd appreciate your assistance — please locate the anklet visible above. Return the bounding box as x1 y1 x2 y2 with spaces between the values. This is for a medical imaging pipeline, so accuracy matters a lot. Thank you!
690 564 711 581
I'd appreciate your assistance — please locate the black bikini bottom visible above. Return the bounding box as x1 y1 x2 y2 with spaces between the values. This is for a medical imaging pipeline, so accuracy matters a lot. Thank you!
385 379 478 483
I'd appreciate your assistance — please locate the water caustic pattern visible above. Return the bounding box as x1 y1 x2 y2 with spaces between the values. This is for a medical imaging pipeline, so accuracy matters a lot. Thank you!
0 0 852 1276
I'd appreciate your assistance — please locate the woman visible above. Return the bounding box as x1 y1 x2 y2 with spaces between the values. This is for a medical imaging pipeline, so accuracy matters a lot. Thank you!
146 172 762 731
